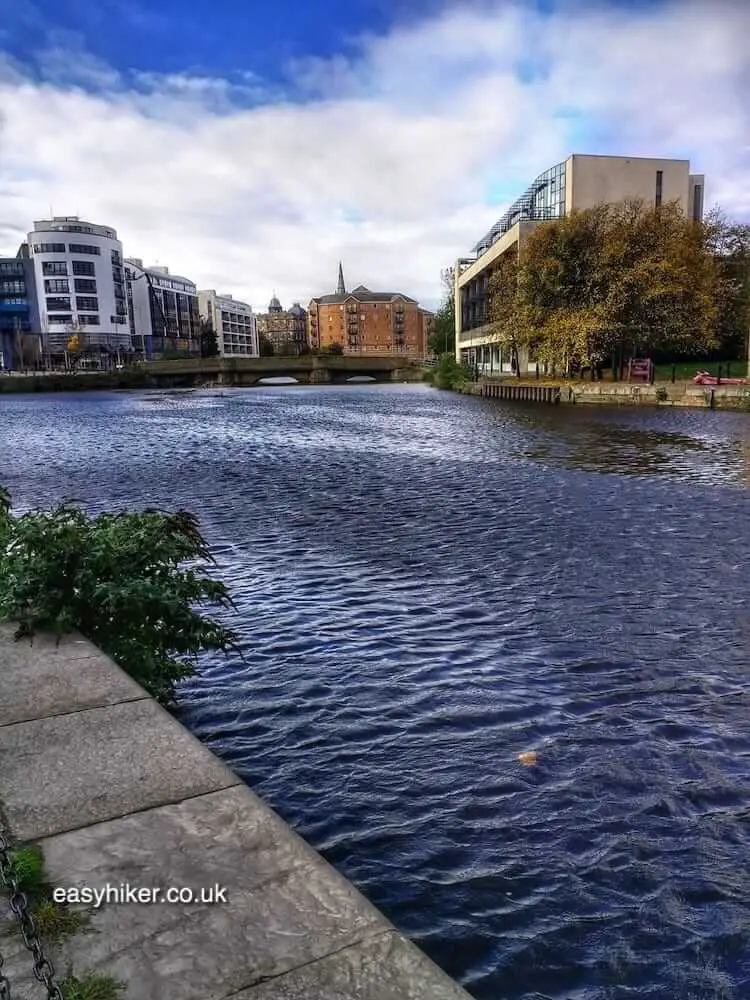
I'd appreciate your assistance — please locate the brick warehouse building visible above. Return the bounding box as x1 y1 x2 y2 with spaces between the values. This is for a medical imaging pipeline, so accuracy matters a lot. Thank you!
308 263 432 358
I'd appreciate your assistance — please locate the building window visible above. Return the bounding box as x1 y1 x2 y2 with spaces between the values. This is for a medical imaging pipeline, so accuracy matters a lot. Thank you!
78 314 100 326
44 278 70 294
76 296 99 311
46 296 71 311
0 280 25 295
655 170 663 207
72 261 96 276
68 244 101 255
47 314 72 323
33 243 66 253
693 184 702 220
42 261 68 276
74 278 97 293
0 261 23 275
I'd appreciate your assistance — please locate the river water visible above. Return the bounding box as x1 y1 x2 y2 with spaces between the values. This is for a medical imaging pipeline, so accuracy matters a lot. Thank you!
2 384 749 999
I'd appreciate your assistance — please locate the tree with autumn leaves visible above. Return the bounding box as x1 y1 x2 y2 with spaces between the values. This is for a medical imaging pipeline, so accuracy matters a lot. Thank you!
486 199 750 375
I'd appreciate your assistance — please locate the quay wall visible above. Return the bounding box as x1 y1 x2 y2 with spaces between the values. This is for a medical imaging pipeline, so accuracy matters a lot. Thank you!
456 378 750 410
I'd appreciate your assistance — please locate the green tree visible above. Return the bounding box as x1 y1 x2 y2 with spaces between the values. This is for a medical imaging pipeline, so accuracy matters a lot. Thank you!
277 339 299 356
488 199 727 375
599 199 720 359
0 488 238 706
258 334 275 356
199 319 219 358
428 267 456 355
707 214 750 361
323 342 344 355
161 347 193 360
428 299 455 355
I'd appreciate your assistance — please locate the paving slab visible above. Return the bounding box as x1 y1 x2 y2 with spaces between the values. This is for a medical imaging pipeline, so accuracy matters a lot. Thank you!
0 628 145 727
0 631 474 1000
231 930 472 1000
0 699 241 841
0 923 49 999
41 786 387 1000
0 623 102 661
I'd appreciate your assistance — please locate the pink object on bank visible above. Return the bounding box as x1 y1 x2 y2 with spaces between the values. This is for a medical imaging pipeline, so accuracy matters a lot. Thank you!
692 371 750 386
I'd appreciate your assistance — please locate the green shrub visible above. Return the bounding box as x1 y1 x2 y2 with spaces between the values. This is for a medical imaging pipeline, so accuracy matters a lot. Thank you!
6 841 89 942
60 972 126 1000
741 392 750 412
8 844 46 900
0 488 238 705
33 898 89 943
433 353 474 390
654 386 668 402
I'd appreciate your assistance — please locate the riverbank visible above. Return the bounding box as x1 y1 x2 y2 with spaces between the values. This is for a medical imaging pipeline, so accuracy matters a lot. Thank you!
0 371 151 392
457 377 750 411
0 624 471 1000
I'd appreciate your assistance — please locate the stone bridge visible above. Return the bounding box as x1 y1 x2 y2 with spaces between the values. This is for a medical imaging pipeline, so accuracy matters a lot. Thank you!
138 354 424 388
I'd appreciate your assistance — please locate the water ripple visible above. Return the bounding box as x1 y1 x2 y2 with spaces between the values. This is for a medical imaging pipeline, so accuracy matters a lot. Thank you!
1 385 750 999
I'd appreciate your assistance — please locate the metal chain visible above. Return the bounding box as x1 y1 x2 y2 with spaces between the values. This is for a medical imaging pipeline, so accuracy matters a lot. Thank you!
0 831 64 1000
0 943 11 1000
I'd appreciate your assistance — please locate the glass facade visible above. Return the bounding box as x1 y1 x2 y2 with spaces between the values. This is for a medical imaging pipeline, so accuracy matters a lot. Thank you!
0 258 40 370
472 159 567 256
148 285 200 356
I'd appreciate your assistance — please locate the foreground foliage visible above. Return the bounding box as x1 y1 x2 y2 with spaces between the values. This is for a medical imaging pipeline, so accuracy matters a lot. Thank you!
487 200 750 373
59 974 126 1000
0 488 238 704
6 844 88 942
433 353 474 390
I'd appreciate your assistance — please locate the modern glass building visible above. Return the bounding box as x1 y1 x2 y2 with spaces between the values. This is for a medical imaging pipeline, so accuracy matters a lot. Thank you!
471 160 567 258
0 256 41 370
125 259 200 358
455 154 706 374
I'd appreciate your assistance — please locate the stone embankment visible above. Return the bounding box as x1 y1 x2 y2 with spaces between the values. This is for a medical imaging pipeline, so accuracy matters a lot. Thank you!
458 377 750 410
0 625 472 1000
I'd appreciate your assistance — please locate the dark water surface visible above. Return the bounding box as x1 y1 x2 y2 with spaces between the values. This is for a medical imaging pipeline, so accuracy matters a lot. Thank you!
2 384 750 999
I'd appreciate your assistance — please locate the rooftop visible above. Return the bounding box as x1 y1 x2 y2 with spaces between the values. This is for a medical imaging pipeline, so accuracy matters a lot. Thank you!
32 216 118 239
312 285 417 305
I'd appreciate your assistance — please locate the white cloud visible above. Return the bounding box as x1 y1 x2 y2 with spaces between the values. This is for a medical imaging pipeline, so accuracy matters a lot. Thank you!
0 0 748 312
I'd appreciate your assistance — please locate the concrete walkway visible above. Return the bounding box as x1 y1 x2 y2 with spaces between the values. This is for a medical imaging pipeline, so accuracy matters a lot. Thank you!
0 624 473 999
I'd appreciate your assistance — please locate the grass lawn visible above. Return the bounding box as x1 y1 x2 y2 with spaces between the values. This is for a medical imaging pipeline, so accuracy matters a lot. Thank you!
652 358 745 381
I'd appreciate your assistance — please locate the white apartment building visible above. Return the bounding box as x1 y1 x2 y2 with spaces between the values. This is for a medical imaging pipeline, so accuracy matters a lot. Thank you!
455 154 706 374
125 258 200 358
198 290 258 357
26 217 130 359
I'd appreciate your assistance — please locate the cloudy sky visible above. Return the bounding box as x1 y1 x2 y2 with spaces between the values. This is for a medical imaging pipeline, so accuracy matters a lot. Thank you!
0 0 748 312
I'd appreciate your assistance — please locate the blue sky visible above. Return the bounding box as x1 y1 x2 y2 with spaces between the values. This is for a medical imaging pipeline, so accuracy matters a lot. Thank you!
2 0 398 82
0 0 748 310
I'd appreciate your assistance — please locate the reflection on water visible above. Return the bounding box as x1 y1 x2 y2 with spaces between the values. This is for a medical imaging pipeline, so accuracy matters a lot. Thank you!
1 384 750 1000
481 398 749 486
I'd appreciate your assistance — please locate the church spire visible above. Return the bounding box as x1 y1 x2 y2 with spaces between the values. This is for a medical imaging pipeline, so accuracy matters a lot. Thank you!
336 261 346 296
